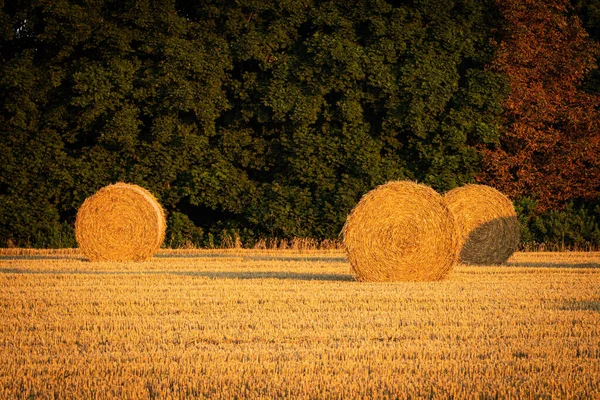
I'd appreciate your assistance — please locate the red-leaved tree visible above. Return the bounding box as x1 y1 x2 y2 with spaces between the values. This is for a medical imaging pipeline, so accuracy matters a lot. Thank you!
479 0 600 211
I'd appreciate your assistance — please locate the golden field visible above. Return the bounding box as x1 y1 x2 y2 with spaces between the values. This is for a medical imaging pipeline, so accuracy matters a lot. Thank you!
0 249 599 399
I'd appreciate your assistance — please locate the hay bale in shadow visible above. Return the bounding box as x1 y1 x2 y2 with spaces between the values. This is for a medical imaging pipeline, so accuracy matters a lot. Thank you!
444 184 519 265
75 183 166 261
342 181 459 282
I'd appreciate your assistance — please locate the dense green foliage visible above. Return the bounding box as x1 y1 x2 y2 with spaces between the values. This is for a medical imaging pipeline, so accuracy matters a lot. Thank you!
0 0 598 248
516 199 600 250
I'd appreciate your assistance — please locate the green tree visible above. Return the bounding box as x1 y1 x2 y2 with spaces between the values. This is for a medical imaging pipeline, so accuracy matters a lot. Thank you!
1 0 231 246
1 0 507 246
180 0 507 240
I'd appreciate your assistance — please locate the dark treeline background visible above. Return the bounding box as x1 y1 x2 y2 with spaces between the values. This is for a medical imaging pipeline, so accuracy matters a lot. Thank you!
1 0 599 249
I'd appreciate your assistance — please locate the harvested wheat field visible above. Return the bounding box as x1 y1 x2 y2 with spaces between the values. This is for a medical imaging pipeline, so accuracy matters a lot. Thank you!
1 249 599 398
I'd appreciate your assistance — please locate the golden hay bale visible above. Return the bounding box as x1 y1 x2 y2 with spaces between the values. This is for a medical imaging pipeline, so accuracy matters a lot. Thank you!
443 184 519 265
342 181 460 282
75 183 166 262
113 182 167 247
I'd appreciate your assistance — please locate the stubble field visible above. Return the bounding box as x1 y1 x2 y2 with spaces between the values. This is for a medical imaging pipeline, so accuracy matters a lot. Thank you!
0 249 599 398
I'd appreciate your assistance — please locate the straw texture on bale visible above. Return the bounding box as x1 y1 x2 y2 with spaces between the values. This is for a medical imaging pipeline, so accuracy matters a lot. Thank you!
342 181 460 282
75 183 166 262
444 184 519 265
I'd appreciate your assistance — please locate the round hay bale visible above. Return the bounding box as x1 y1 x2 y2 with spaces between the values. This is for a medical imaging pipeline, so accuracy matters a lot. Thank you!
342 181 460 282
443 184 519 265
113 182 167 248
75 182 166 262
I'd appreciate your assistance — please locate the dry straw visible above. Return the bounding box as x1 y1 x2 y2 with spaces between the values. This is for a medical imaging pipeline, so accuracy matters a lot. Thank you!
75 183 166 262
444 184 519 265
342 181 460 282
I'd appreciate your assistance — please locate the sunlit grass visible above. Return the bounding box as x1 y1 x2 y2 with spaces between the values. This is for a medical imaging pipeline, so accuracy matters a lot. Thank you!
0 250 599 398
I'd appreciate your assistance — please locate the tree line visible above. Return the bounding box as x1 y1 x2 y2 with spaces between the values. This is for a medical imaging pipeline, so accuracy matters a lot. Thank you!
1 0 599 248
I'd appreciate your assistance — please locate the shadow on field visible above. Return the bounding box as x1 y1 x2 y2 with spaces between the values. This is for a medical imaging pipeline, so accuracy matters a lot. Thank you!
169 271 355 281
559 300 600 312
0 268 355 281
504 261 600 269
0 252 348 263
155 253 349 263
0 255 86 261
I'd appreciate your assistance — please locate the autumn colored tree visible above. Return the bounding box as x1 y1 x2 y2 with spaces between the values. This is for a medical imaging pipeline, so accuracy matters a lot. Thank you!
479 0 600 211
